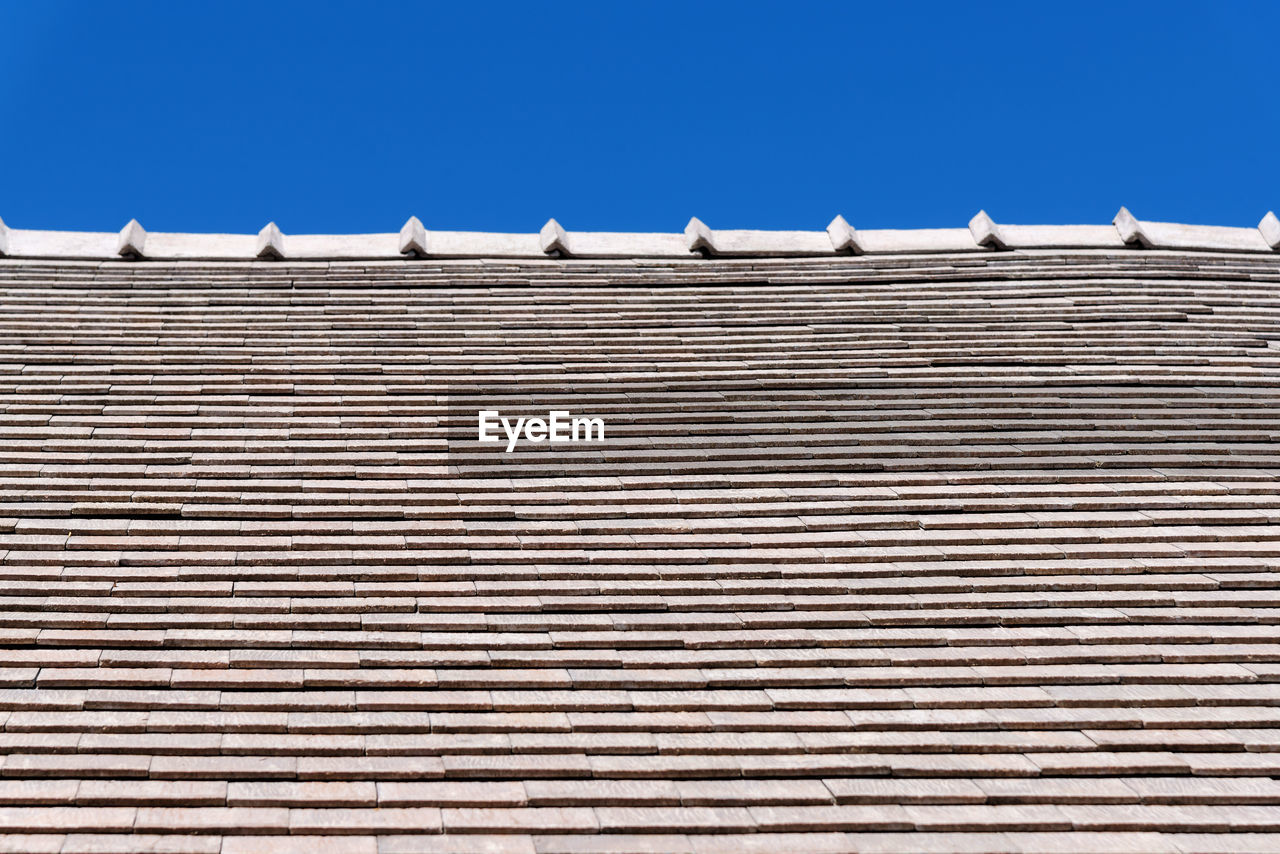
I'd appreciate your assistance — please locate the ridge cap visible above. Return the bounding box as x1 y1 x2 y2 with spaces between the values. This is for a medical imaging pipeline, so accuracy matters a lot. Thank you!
0 212 1274 260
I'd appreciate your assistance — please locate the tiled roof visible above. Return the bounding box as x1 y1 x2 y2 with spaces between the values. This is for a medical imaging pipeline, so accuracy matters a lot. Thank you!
0 244 1278 852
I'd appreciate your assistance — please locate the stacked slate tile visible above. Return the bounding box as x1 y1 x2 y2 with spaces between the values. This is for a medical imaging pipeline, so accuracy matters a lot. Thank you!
0 245 1277 852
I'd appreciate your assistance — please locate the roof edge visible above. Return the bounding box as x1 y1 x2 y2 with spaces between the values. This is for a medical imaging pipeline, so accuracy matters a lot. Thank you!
0 210 1276 261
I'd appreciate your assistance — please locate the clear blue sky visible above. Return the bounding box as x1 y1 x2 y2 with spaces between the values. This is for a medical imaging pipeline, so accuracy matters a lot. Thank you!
3 1 1276 234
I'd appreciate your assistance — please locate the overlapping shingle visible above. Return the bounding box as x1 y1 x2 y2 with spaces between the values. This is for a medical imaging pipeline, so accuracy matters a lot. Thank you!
0 247 1277 851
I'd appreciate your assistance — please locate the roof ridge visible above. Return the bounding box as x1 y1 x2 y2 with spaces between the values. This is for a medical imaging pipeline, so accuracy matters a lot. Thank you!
0 209 1276 261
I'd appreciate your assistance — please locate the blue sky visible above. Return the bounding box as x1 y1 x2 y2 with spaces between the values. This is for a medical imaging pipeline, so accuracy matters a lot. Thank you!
2 2 1276 234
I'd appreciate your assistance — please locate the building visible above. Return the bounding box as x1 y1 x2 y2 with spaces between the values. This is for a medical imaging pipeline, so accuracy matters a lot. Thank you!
0 210 1278 852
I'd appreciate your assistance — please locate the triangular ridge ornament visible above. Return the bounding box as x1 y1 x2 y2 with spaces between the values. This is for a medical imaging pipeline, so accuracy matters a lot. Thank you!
1259 211 1280 250
968 210 1008 250
539 219 570 256
0 216 9 257
684 217 714 254
1113 207 1151 248
117 219 147 258
826 215 862 254
257 222 285 260
399 216 428 257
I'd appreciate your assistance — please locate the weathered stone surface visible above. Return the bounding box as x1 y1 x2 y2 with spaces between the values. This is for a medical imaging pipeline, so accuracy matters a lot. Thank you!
1113 207 1151 247
967 210 1007 250
0 246 1275 846
0 215 1274 259
1260 211 1280 250
683 217 713 254
539 219 569 256
399 216 428 258
826 215 860 254
256 222 285 259
116 219 147 259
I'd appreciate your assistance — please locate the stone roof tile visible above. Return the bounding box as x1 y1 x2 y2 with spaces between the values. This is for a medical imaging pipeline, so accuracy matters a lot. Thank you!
0 245 1276 846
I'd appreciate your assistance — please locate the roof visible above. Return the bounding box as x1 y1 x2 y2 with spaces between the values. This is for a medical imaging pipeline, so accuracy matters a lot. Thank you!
1 209 1279 261
0 238 1278 851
